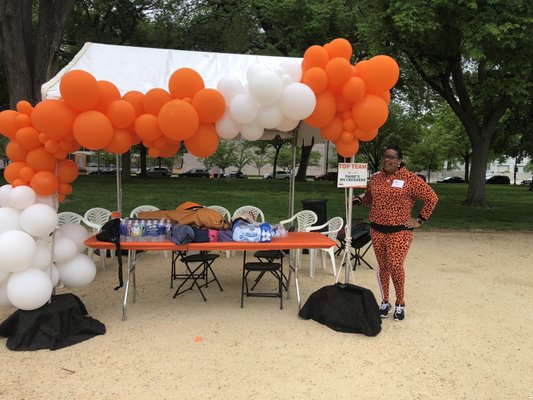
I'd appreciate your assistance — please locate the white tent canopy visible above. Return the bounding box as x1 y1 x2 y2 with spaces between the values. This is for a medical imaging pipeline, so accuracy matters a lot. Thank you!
41 42 322 143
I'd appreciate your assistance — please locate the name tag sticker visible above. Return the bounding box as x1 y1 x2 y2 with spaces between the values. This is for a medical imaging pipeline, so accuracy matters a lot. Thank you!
391 179 404 188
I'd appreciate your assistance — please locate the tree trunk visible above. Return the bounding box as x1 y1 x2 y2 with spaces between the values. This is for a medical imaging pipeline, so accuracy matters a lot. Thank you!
139 146 147 177
463 154 470 182
296 136 314 182
121 151 131 181
464 135 491 208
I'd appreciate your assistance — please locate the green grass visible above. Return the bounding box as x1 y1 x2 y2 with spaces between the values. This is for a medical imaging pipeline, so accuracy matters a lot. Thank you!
50 176 533 231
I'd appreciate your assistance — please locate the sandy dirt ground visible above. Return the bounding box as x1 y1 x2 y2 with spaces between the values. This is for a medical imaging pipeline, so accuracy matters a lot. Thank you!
0 231 532 400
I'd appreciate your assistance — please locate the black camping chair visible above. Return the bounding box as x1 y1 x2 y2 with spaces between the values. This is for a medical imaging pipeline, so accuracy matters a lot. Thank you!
335 221 373 270
171 251 223 301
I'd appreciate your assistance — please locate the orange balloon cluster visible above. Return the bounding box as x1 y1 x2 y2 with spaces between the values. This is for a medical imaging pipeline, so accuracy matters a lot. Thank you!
301 38 399 157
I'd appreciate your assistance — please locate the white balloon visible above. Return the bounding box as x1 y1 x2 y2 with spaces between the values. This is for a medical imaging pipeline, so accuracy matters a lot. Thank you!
279 60 303 83
0 276 12 307
281 74 293 89
35 194 57 210
30 243 52 270
57 223 90 252
280 83 317 120
229 93 258 124
248 70 282 105
215 112 241 140
257 104 284 129
0 207 22 234
240 121 265 141
0 270 8 283
246 63 268 83
9 185 36 210
6 268 53 310
20 203 58 238
216 76 245 104
0 184 13 207
0 230 37 273
53 236 78 264
50 265 60 287
276 116 300 132
57 253 97 288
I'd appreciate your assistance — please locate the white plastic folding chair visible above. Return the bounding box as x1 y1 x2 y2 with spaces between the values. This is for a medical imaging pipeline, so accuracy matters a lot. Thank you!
231 205 265 223
83 207 112 268
58 211 84 226
306 216 344 278
272 210 318 266
207 205 231 258
130 205 159 218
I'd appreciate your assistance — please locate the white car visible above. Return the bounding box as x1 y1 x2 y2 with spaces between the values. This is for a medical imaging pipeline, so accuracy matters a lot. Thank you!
263 170 291 180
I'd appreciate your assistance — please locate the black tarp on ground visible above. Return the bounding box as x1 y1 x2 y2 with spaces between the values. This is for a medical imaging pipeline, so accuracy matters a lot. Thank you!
0 293 106 351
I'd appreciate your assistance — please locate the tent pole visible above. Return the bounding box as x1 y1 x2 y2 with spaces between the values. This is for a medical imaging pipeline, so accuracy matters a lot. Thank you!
116 153 122 216
289 128 298 217
336 156 355 284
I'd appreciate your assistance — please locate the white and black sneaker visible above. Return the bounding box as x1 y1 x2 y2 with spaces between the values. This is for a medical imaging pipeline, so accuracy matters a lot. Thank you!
393 304 405 321
379 301 391 318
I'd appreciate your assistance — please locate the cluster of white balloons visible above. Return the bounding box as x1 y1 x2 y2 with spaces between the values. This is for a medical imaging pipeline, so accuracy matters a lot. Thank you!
215 60 316 141
0 184 96 311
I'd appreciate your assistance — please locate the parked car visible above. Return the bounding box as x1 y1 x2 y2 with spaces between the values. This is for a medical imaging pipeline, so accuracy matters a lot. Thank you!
314 171 338 181
263 170 291 180
437 176 465 183
486 175 510 184
520 179 532 186
225 170 248 179
88 166 116 175
178 168 209 178
416 174 427 182
146 166 172 177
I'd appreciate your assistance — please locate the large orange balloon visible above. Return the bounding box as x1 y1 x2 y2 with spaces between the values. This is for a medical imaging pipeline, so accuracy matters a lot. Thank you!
303 45 329 70
15 113 31 128
60 70 100 111
342 77 366 103
168 68 205 99
122 91 145 117
44 139 60 154
58 183 73 195
354 127 378 142
19 166 35 183
15 127 41 150
0 110 20 139
142 88 172 116
147 147 161 158
158 100 199 141
335 94 352 113
192 89 226 123
16 100 33 115
107 100 136 128
184 123 219 158
135 114 163 141
30 171 59 196
6 141 28 162
326 38 352 61
357 55 400 94
3 162 26 183
105 128 133 154
325 57 352 87
31 99 76 139
159 143 180 158
302 67 328 94
26 147 57 172
305 91 336 128
57 159 79 183
335 138 360 158
320 117 343 142
352 94 389 131
73 111 114 150
94 80 121 113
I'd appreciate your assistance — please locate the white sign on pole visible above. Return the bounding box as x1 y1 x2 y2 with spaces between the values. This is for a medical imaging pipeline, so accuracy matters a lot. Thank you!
337 163 368 188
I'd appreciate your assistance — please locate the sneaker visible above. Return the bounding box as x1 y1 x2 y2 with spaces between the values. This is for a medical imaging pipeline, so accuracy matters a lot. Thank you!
379 301 391 318
393 304 405 321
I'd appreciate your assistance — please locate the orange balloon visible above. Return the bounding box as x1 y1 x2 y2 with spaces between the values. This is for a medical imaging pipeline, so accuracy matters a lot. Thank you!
12 179 28 187
60 70 100 111
16 100 33 115
31 99 76 139
57 159 79 183
0 110 19 139
168 68 205 99
325 57 352 87
3 162 27 183
340 131 354 143
15 114 31 128
192 89 226 123
130 131 142 145
302 67 328 94
158 100 199 141
30 171 59 196
44 139 60 154
184 123 219 158
335 138 360 158
352 94 389 131
107 100 136 128
326 38 352 60
357 55 400 94
54 150 68 160
147 147 161 158
343 118 355 132
73 110 114 150
303 45 329 70
342 77 366 103
122 91 145 116
142 140 154 148
26 147 57 172
58 193 66 203
305 91 336 128
378 90 391 105
15 127 41 150
135 114 163 141
94 80 121 113
142 88 172 116
19 166 35 182
38 133 49 144
354 127 379 142
153 137 167 149
58 182 73 195
105 128 133 154
335 94 352 113
6 141 28 162
320 117 343 142
159 143 180 158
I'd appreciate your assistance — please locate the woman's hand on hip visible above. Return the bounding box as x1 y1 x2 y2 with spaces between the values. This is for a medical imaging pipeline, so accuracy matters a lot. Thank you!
404 217 422 229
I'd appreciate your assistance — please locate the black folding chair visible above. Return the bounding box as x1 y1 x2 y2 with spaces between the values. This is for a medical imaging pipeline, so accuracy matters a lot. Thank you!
335 221 373 270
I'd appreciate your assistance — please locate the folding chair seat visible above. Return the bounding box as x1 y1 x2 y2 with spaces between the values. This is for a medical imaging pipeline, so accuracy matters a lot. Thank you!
58 211 84 226
171 251 223 301
336 221 373 270
241 252 284 310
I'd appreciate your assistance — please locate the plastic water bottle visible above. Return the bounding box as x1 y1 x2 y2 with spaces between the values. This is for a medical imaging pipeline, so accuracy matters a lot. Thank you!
126 220 133 242
148 220 159 242
120 218 128 242
158 219 166 241
140 220 147 241
165 219 172 240
131 220 141 241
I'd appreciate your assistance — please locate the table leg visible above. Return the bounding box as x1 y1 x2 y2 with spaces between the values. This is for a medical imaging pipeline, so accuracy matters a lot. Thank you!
122 250 133 321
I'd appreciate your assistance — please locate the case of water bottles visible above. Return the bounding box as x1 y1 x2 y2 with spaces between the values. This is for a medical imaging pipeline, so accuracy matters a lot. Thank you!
119 218 173 242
